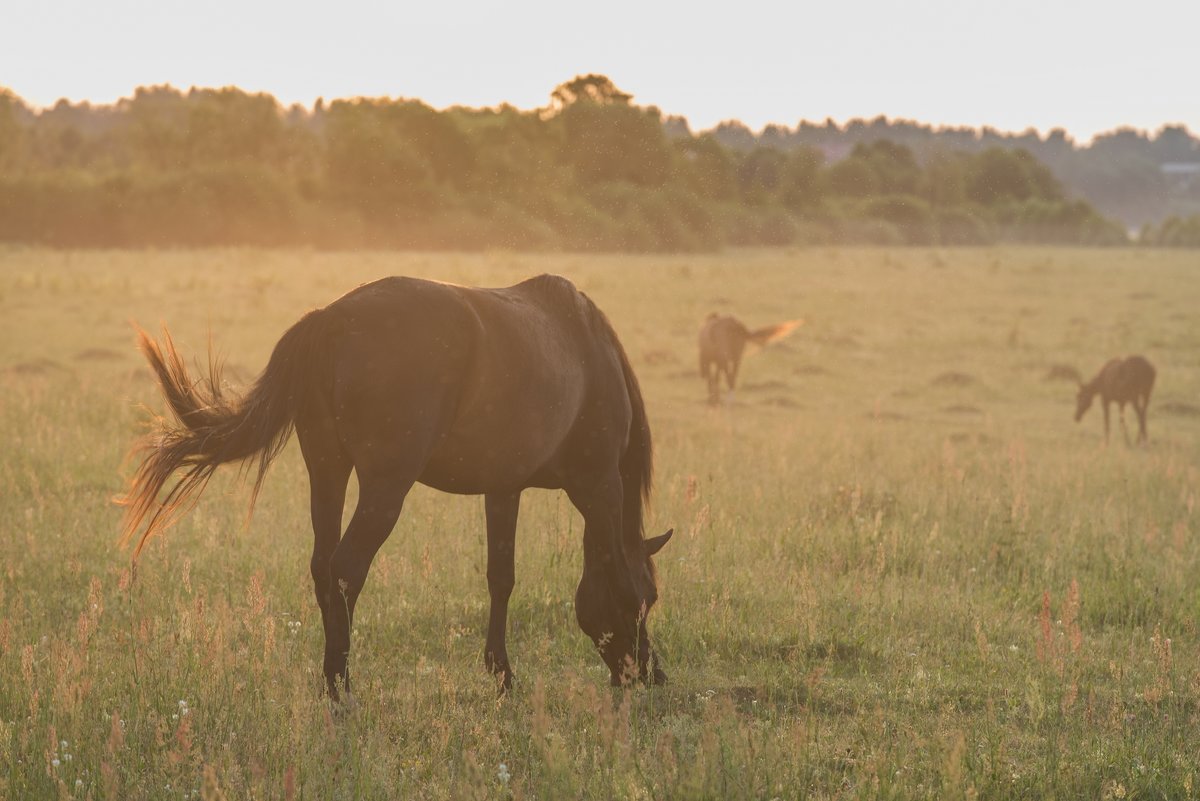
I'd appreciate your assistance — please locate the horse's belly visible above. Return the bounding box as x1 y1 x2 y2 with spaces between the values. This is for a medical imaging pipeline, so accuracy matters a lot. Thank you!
417 399 577 494
418 433 568 495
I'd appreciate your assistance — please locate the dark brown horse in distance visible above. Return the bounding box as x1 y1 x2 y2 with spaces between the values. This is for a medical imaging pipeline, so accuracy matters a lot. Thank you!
1075 355 1156 444
699 313 803 404
119 274 673 698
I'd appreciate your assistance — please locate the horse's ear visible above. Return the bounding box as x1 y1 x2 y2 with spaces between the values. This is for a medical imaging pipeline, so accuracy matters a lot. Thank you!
644 529 673 556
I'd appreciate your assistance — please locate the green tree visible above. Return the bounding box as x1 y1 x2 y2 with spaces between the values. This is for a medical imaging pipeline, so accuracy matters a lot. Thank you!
824 156 879 198
675 134 737 200
737 147 787 205
549 74 632 111
780 146 824 210
966 147 1062 205
552 77 671 187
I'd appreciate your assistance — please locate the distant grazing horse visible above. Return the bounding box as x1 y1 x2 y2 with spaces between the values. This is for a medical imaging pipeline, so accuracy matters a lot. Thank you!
1074 355 1156 445
699 313 803 404
120 274 673 698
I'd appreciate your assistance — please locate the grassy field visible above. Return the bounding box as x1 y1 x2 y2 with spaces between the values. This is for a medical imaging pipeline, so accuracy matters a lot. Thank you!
2 247 1199 800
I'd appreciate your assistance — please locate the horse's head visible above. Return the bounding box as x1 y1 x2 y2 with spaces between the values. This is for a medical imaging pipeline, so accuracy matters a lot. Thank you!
576 529 673 686
1074 383 1093 422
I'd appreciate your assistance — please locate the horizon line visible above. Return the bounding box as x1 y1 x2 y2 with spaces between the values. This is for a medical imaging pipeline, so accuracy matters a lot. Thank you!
3 80 1196 148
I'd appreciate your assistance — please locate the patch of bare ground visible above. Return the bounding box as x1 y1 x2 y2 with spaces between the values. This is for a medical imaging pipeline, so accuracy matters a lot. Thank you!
5 358 68 376
942 404 983 415
1044 364 1082 383
642 349 678 366
1159 401 1200 418
74 347 123 362
948 431 995 445
931 371 977 388
814 333 861 349
742 380 788 392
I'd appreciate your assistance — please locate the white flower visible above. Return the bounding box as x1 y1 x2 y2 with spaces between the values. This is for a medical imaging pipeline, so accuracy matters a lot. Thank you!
51 758 61 768
75 779 83 789
497 763 511 783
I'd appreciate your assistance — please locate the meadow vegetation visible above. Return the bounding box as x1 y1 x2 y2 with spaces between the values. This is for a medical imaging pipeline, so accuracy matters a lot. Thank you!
1 247 1198 799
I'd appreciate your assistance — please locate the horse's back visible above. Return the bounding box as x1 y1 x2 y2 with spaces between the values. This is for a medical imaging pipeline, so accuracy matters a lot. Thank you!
320 274 631 494
1120 355 1156 394
699 314 747 365
1095 355 1156 403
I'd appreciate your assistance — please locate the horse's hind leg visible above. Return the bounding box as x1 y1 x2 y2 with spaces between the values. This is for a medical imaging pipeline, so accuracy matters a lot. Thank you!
298 425 352 681
1118 402 1131 446
323 468 418 700
484 491 520 691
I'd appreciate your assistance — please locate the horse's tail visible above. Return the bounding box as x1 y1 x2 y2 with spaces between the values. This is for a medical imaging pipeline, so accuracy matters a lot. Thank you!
747 318 804 346
117 309 333 557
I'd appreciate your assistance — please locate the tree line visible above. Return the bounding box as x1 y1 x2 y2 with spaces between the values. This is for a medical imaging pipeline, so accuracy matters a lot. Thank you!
710 115 1200 232
0 75 1155 251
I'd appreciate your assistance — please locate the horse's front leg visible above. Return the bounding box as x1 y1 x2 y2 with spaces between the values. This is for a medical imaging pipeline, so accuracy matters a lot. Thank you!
484 492 521 691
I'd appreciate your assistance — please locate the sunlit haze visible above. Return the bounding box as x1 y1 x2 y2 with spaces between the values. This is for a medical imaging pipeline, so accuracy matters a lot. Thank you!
3 0 1195 141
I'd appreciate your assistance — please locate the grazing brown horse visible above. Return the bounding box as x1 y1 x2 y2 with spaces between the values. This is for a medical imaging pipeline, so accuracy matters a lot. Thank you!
699 313 803 404
120 274 673 697
1074 355 1156 444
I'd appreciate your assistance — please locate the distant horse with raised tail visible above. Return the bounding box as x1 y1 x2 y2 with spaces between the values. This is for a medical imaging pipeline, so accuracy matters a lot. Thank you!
699 313 803 405
120 274 673 698
1074 355 1156 445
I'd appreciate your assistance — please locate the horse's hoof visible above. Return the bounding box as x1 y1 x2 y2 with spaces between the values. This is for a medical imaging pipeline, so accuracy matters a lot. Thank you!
648 665 668 686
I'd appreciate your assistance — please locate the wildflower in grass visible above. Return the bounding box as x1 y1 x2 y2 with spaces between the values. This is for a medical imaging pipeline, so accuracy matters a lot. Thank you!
497 763 511 784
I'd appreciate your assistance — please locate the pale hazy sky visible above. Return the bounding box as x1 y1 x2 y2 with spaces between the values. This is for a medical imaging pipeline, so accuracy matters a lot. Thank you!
3 0 1195 142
